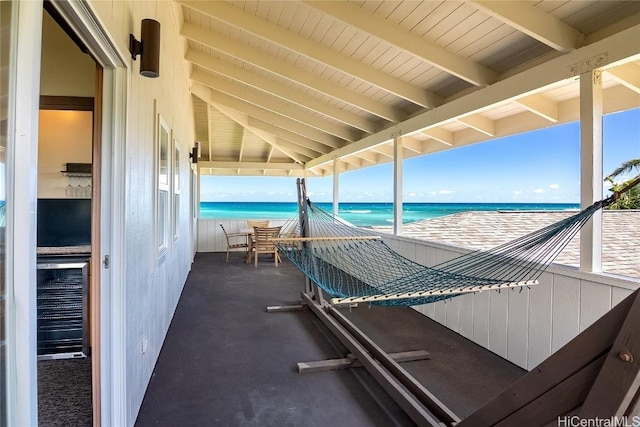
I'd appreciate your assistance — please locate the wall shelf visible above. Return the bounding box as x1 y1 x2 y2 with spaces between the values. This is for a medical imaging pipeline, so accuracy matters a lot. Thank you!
61 162 91 177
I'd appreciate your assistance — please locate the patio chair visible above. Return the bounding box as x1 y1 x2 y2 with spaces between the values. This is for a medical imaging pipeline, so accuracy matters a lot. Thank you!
246 220 269 228
219 224 249 263
244 220 270 263
252 226 282 267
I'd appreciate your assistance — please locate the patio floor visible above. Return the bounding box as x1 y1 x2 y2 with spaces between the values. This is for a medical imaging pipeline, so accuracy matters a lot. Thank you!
135 252 525 426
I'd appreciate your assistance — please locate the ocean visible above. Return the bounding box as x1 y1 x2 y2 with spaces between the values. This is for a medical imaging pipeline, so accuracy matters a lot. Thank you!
200 202 579 227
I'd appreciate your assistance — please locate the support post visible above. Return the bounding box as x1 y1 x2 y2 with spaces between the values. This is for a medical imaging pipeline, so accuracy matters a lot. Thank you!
332 157 339 219
393 132 403 236
579 69 603 272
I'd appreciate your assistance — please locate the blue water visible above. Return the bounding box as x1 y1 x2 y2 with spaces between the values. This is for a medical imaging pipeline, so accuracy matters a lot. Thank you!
200 201 579 227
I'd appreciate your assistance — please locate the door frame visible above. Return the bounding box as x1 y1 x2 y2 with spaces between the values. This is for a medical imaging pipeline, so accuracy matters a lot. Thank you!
47 2 129 425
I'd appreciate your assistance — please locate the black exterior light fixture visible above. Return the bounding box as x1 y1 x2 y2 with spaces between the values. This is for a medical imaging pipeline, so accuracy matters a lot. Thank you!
190 142 200 164
129 19 161 78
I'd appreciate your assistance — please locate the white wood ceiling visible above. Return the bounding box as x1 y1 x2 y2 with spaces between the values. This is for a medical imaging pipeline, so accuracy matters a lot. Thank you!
177 0 640 177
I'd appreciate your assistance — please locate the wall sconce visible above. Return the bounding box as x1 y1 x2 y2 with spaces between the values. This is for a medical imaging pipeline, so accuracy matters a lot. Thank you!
190 142 200 164
129 19 161 78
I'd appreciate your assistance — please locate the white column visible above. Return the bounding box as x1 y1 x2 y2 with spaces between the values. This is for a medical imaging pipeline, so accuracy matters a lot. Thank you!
8 2 43 426
393 133 403 235
333 157 339 218
579 69 603 272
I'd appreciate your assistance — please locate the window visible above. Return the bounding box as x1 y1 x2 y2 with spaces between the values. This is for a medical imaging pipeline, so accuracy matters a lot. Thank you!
157 115 170 255
173 142 180 241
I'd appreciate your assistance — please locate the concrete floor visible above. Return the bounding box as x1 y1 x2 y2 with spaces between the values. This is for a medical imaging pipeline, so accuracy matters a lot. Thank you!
135 252 525 426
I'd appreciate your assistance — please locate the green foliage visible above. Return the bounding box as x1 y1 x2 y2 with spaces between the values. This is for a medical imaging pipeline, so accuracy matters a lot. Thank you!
604 159 640 210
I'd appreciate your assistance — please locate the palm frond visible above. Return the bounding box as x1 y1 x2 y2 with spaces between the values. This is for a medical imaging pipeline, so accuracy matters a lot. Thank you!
605 158 640 181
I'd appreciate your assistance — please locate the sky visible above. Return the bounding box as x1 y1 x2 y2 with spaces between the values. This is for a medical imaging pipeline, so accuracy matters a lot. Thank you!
200 108 640 204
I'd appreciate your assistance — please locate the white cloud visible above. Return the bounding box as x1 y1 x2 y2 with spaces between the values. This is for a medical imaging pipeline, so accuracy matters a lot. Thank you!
439 189 454 194
549 184 560 189
533 188 545 194
513 190 522 195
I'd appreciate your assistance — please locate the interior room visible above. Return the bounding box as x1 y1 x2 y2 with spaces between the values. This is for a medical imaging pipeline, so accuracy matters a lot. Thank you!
36 8 96 425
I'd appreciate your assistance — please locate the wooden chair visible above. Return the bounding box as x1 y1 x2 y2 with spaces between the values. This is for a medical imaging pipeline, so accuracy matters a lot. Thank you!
245 220 270 263
246 220 269 228
252 226 282 267
219 224 249 263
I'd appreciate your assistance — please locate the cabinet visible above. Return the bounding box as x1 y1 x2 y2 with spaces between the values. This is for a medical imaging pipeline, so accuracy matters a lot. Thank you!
36 257 89 359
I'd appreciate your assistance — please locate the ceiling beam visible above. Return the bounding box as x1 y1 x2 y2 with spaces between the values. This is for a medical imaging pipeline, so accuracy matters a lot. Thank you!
191 70 358 141
422 128 453 146
457 114 495 137
606 63 640 94
247 118 331 155
199 161 303 171
209 102 311 165
402 138 425 154
191 82 346 150
181 22 401 122
186 50 377 134
515 94 559 123
304 1 497 87
180 1 441 108
370 144 394 159
304 24 640 170
351 150 379 165
470 1 584 53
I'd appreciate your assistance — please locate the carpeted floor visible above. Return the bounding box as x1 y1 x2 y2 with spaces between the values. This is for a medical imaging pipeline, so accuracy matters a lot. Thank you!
38 357 92 426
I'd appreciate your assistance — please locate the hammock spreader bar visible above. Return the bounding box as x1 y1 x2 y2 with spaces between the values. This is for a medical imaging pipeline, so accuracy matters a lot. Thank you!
329 279 539 305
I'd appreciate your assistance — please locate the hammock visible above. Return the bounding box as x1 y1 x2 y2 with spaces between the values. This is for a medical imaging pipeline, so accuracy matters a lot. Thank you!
275 177 639 307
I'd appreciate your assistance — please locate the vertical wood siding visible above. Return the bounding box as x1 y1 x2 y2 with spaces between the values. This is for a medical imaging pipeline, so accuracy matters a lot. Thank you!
91 1 196 423
380 235 640 371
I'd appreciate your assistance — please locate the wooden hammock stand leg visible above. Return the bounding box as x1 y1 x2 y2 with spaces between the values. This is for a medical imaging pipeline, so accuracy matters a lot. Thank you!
276 287 640 427
459 287 640 426
300 289 459 427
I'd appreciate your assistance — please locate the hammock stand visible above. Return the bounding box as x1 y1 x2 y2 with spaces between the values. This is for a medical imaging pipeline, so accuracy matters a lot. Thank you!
268 177 640 427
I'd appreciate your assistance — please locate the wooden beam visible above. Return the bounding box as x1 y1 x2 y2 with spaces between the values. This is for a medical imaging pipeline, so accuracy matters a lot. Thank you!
515 94 559 123
298 350 431 374
606 62 640 95
459 290 637 426
495 356 605 426
181 1 441 109
266 304 304 313
186 50 377 133
581 290 640 418
301 292 452 426
191 83 346 149
181 22 401 122
304 0 497 87
470 1 584 52
192 71 358 141
457 114 495 137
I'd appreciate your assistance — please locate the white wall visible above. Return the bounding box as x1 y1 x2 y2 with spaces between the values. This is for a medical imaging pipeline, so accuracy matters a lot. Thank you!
88 1 196 423
40 12 95 97
37 110 93 198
